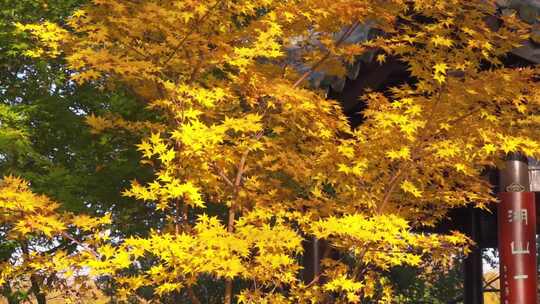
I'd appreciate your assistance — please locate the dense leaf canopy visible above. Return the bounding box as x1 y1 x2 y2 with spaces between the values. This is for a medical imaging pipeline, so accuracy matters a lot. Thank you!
1 0 540 303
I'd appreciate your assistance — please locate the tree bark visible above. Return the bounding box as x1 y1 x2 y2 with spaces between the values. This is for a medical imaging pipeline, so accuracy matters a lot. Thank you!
29 275 47 304
21 242 46 304
224 208 235 304
2 283 20 304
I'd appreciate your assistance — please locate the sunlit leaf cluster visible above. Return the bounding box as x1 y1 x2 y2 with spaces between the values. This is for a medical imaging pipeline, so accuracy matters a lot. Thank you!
5 0 540 303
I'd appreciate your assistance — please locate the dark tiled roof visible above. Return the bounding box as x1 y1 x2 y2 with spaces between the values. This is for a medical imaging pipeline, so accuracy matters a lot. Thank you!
500 0 540 63
302 1 540 92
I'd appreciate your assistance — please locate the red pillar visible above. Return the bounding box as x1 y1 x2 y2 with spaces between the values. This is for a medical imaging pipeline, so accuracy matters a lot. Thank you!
498 155 537 304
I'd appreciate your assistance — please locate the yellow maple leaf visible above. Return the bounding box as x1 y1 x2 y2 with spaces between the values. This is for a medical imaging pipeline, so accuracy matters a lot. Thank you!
386 147 411 160
433 73 446 84
376 53 386 64
433 63 448 75
400 180 423 198
431 35 453 47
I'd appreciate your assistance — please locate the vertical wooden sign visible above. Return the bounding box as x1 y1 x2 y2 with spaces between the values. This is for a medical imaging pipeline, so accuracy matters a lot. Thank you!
499 154 537 304
498 192 537 304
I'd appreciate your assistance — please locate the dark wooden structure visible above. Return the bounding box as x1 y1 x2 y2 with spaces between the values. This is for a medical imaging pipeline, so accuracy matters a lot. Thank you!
300 2 540 302
302 23 540 304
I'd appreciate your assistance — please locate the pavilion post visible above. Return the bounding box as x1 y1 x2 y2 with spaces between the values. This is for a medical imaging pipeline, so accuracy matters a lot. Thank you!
464 207 484 304
498 153 537 304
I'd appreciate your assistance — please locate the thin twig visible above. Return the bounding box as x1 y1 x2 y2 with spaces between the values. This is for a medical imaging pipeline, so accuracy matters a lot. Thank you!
483 274 499 289
234 150 250 188
61 232 100 258
162 0 224 66
378 168 405 214
175 200 181 235
224 131 264 304
293 21 361 88
213 163 235 187
376 84 449 213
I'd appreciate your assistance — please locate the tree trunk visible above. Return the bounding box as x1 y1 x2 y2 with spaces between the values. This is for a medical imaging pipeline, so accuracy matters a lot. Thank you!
224 208 235 304
29 275 47 304
2 283 20 304
21 242 46 304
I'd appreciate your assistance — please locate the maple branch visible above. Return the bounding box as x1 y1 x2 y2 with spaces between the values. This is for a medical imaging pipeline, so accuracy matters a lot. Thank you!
224 150 249 304
225 131 264 304
162 0 224 66
227 137 257 232
224 281 233 304
175 200 181 235
293 21 361 88
182 204 189 230
234 131 265 192
352 259 371 282
188 53 205 84
483 274 500 290
378 168 405 214
60 232 100 258
117 38 151 61
212 163 235 188
446 105 483 127
305 273 323 288
234 150 250 189
377 85 450 213
351 243 373 279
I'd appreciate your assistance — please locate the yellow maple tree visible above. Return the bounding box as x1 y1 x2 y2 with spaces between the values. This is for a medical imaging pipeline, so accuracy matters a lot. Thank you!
0 176 110 303
10 0 540 303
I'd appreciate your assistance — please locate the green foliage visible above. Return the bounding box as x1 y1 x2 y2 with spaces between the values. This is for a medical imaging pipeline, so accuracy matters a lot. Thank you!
0 0 156 234
391 263 463 303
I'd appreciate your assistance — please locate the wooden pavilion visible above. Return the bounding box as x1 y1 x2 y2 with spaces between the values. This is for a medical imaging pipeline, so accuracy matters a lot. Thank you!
301 1 540 302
